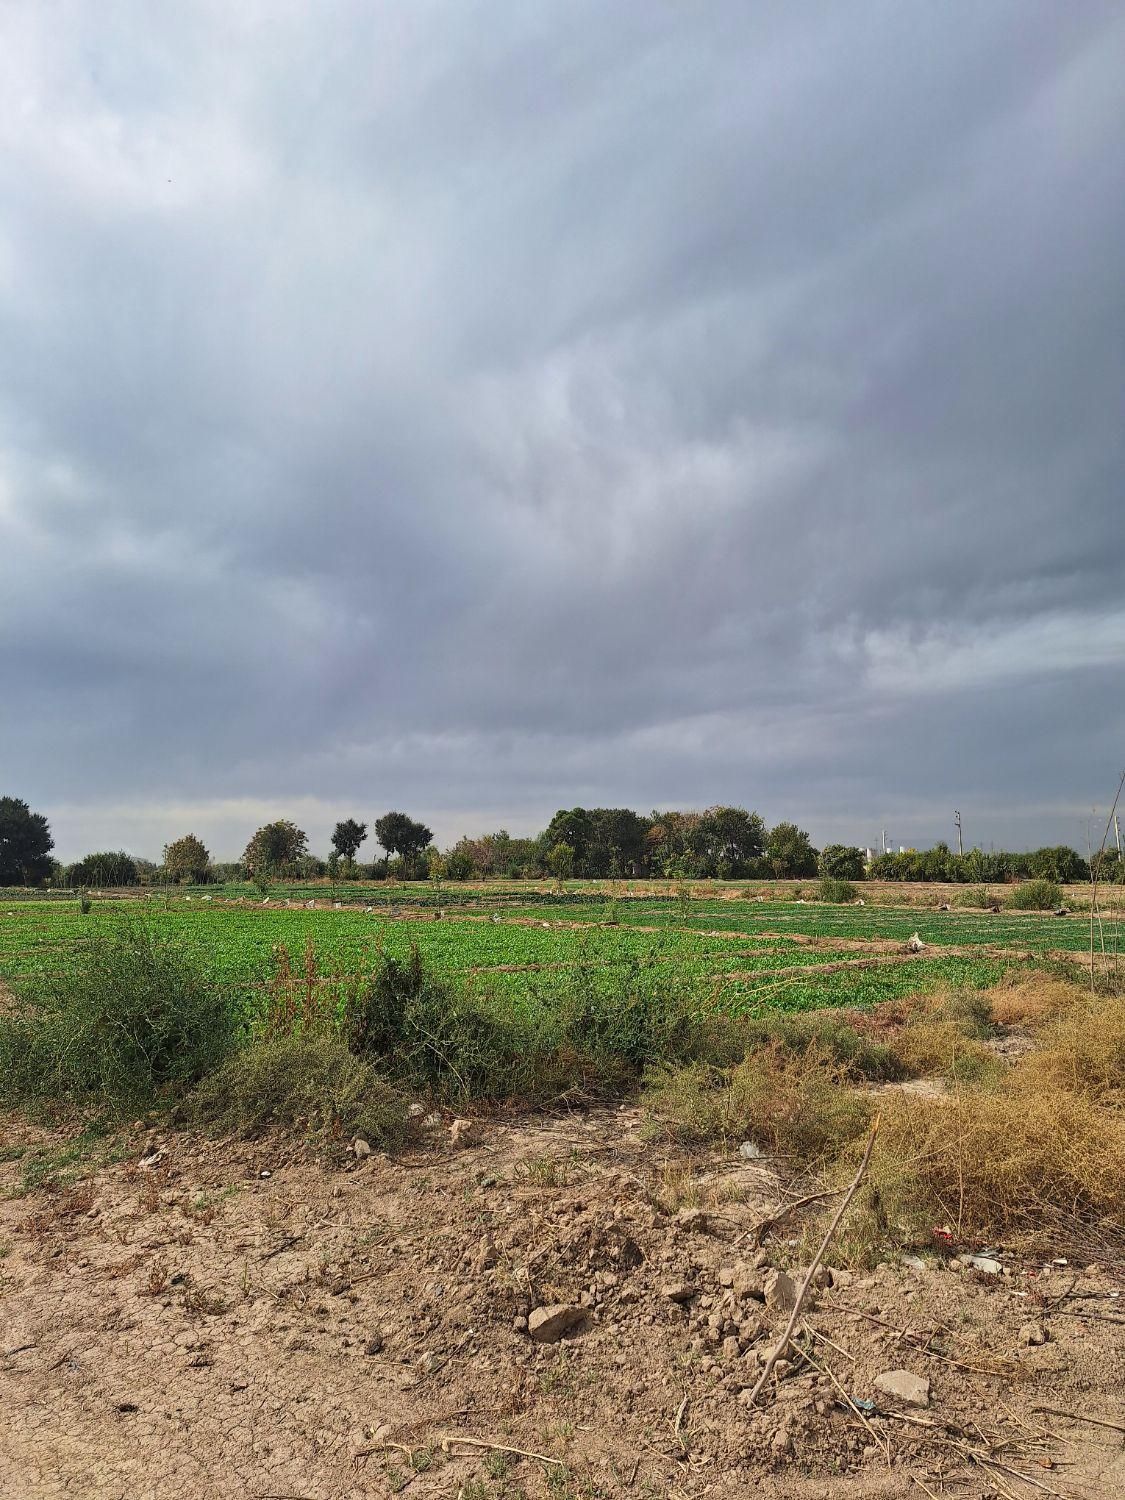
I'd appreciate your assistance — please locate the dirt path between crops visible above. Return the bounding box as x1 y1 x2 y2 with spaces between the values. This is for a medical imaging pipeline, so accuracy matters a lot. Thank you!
2 1110 1123 1500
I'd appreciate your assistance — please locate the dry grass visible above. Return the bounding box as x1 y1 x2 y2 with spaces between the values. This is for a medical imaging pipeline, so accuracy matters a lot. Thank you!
844 1081 1125 1255
986 970 1085 1028
836 978 1125 1259
1016 991 1125 1102
644 1043 873 1165
888 1020 999 1083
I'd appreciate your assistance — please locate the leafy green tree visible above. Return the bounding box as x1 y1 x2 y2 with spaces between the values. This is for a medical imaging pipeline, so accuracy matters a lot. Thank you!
0 796 54 885
818 844 865 881
67 850 138 887
544 809 593 869
331 819 368 862
1029 846 1087 883
374 812 433 877
163 833 211 884
546 842 575 885
765 822 818 878
696 806 765 876
242 820 309 877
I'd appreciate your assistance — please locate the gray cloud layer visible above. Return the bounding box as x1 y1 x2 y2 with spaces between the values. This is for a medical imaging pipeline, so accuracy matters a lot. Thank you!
2 2 1123 860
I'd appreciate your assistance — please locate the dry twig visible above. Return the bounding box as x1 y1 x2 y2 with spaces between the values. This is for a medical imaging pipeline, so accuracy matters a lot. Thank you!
439 1434 565 1466
745 1116 880 1406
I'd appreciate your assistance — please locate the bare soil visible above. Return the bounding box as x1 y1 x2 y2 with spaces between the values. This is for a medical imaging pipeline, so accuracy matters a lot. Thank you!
2 1109 1123 1500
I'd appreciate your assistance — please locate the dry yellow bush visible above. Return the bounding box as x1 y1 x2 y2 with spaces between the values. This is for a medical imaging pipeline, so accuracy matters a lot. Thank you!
854 1082 1125 1245
986 971 1085 1028
1015 992 1125 1103
644 1043 872 1164
889 1019 997 1082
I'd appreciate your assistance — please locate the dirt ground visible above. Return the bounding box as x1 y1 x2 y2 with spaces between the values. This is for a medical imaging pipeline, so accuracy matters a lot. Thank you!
2 1108 1123 1500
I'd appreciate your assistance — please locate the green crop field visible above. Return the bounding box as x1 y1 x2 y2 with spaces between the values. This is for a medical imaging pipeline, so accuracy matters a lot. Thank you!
0 885 1076 1023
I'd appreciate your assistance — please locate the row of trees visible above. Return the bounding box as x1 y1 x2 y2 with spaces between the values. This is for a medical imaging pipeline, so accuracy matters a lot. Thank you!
3 793 1121 888
866 843 1099 884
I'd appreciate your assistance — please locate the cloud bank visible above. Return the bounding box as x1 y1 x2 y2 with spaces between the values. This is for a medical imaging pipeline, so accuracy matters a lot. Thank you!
1 2 1123 859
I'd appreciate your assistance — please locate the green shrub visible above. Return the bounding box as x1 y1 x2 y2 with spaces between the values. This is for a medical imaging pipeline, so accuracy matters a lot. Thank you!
189 1033 407 1146
950 885 991 909
0 921 237 1109
343 944 535 1101
817 876 857 904
1004 879 1061 911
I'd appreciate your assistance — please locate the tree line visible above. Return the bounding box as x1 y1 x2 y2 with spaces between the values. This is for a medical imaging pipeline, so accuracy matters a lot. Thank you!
2 793 1120 888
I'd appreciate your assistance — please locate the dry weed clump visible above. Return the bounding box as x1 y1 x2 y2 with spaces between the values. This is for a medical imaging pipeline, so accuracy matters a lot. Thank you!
847 1081 1125 1252
644 1044 873 1165
1015 991 1125 1102
889 1023 1001 1086
986 971 1085 1028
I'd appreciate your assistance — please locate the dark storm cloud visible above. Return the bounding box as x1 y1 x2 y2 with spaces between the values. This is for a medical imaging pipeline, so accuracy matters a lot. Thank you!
1 1 1123 859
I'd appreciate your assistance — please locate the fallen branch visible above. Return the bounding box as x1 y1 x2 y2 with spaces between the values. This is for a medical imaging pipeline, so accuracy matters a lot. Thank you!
1031 1405 1125 1436
745 1116 880 1406
439 1434 565 1467
733 1188 845 1247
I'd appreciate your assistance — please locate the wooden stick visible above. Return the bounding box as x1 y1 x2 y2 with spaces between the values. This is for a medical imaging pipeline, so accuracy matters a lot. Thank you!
439 1434 565 1466
1031 1406 1125 1436
745 1116 880 1406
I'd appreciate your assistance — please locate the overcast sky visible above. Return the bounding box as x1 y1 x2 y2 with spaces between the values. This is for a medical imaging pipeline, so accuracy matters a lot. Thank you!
2 3 1123 862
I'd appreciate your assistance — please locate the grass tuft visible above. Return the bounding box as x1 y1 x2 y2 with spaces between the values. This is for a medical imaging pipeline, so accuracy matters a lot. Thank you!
189 1032 407 1146
0 920 238 1111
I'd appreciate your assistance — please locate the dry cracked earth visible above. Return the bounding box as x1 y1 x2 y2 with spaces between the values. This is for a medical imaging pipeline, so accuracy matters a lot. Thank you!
1 1107 1123 1500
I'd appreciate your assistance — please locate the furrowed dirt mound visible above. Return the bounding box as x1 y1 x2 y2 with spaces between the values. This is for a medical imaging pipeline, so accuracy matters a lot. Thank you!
2 1108 1123 1499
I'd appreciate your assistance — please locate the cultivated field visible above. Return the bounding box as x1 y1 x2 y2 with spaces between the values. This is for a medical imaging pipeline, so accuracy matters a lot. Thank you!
0 883 1099 1024
2 884 1123 1499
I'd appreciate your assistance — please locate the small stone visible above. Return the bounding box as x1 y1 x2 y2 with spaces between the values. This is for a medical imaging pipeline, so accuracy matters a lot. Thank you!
419 1351 446 1374
512 1315 528 1333
1018 1322 1048 1347
764 1269 802 1313
661 1282 694 1304
960 1253 1003 1276
739 1140 764 1159
407 1103 427 1119
721 1335 742 1360
528 1304 586 1343
874 1369 931 1408
364 1335 384 1356
449 1117 475 1147
353 1137 372 1159
733 1264 767 1300
718 1266 735 1288
738 1314 764 1344
258 1169 271 1180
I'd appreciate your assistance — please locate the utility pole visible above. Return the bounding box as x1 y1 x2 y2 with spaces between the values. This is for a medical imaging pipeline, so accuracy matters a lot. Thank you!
881 829 887 855
954 810 963 857
1115 813 1122 857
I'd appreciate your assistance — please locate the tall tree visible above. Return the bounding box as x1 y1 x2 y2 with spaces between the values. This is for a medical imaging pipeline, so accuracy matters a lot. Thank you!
374 811 433 873
331 819 368 862
0 796 54 885
242 820 309 876
765 822 818 878
697 806 765 874
163 833 211 884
